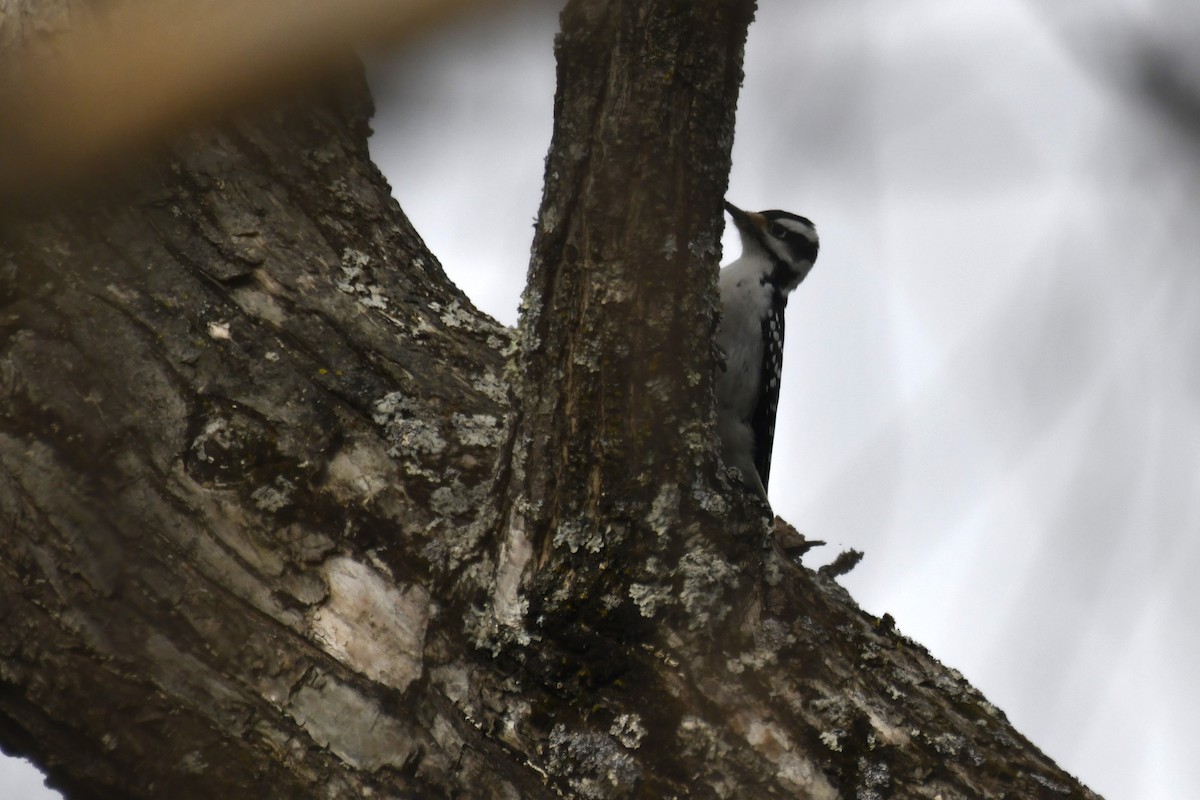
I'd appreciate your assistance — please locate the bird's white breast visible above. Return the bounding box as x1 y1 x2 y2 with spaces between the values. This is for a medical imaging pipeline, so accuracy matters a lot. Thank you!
716 254 773 420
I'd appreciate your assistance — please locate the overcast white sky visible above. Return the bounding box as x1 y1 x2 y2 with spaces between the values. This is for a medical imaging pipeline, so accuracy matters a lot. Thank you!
5 1 1198 797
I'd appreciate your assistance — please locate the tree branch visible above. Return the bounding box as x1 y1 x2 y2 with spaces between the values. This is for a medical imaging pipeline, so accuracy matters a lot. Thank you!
492 0 761 645
0 0 1104 797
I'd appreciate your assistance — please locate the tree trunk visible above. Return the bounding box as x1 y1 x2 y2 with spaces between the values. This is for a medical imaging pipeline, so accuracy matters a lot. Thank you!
0 1 1101 798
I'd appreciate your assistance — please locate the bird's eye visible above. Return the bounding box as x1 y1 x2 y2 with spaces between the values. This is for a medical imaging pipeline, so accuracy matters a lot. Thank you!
769 223 787 239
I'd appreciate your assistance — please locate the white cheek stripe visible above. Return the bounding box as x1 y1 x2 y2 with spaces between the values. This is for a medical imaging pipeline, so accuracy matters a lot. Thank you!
765 236 799 265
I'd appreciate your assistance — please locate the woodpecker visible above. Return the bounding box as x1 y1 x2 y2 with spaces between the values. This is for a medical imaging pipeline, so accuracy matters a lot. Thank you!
716 201 819 506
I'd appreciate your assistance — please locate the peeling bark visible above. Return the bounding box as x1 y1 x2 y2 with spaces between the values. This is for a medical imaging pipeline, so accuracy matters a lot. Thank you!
0 1 1101 798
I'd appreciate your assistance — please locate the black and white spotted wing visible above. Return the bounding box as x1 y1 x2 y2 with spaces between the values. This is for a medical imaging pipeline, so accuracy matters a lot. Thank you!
750 290 787 491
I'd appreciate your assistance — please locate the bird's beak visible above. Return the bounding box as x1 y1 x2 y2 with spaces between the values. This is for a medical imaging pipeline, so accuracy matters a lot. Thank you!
724 201 766 233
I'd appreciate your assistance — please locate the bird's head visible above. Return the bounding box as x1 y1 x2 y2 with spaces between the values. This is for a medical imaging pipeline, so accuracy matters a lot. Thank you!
725 201 819 291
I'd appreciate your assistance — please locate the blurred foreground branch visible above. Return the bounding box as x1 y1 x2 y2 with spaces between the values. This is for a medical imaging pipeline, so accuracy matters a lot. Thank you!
1030 2 1200 145
0 0 503 209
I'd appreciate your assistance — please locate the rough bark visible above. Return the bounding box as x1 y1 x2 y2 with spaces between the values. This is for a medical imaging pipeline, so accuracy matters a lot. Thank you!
0 1 1101 798
486 0 764 673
